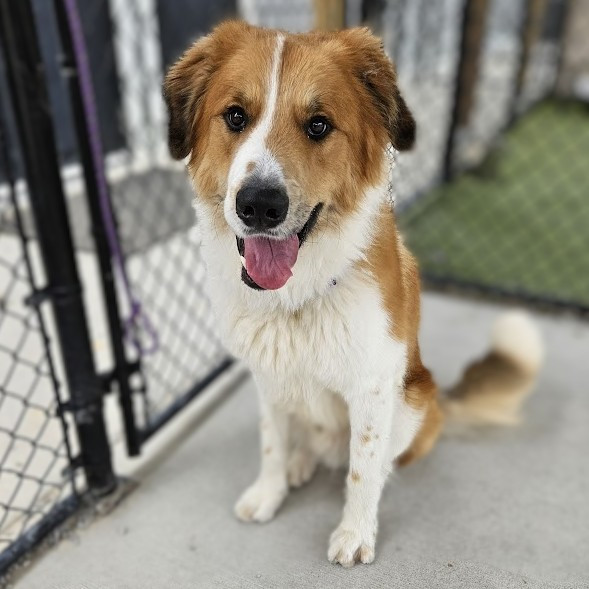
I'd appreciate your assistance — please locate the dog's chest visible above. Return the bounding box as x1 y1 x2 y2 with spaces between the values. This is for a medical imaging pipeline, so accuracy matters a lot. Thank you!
211 272 396 391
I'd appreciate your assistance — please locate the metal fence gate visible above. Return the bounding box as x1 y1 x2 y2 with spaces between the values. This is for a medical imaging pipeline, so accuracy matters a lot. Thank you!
1 0 588 579
0 0 232 575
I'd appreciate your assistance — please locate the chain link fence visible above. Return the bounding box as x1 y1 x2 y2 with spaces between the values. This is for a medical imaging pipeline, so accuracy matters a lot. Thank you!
396 0 588 313
0 109 81 567
0 220 79 566
1 0 587 579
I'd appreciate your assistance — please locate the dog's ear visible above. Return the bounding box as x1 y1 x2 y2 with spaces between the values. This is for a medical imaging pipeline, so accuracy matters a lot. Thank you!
341 28 416 151
164 36 215 160
163 21 251 160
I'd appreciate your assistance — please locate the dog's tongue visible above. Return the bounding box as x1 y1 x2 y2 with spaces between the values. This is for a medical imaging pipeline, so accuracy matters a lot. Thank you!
243 235 299 290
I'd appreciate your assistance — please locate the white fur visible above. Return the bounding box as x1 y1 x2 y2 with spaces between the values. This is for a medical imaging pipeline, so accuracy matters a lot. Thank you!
492 310 543 374
224 34 285 235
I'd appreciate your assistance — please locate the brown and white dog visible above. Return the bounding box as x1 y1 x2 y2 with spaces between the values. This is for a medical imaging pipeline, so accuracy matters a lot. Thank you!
164 21 542 567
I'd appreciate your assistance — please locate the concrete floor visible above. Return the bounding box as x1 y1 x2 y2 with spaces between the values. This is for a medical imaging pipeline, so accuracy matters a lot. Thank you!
16 293 589 588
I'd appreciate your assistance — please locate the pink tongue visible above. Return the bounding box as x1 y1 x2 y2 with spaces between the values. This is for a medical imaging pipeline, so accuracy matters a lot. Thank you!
243 235 299 290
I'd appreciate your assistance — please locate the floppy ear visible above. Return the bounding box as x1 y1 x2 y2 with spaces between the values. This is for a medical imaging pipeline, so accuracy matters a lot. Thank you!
164 36 214 160
164 37 214 160
163 21 251 160
341 28 416 151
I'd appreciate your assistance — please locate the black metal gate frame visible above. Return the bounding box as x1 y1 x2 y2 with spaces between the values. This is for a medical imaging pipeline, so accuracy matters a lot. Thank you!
0 0 117 495
0 0 233 576
0 80 81 575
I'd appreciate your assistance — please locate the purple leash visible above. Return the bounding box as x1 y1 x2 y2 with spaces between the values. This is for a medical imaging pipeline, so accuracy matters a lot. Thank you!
62 0 158 355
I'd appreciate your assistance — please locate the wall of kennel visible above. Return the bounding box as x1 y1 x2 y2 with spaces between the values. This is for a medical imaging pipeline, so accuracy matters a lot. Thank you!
0 0 587 579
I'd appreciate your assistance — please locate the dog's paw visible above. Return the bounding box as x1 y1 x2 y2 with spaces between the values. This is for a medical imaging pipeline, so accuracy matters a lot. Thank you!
287 448 317 488
328 524 376 568
234 479 287 523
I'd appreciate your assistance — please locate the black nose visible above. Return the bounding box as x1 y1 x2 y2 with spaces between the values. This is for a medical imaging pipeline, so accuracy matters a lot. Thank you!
236 184 289 231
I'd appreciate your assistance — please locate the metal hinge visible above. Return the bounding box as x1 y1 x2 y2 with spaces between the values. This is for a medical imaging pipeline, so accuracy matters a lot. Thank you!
98 360 142 394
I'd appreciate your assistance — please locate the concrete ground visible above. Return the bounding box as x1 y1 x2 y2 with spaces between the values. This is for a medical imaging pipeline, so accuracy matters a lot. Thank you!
16 293 589 588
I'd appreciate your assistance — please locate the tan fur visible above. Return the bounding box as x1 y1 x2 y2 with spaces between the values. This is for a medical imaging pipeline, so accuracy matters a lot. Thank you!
442 311 543 428
443 352 536 426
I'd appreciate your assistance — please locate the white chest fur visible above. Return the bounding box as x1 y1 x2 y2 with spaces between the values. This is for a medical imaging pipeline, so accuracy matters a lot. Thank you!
196 234 406 402
240 274 399 382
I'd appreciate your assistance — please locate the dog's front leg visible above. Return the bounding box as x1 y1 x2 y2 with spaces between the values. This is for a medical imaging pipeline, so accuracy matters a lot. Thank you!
234 376 289 523
328 382 397 567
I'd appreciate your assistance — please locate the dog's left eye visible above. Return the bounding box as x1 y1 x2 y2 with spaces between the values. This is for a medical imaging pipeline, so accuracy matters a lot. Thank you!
306 116 331 141
225 107 247 132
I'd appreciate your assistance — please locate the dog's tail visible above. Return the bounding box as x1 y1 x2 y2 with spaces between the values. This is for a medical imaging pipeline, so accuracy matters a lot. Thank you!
441 310 543 426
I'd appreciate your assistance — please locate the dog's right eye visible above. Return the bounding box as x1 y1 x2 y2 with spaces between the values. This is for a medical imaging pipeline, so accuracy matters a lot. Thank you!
225 107 248 132
306 116 331 141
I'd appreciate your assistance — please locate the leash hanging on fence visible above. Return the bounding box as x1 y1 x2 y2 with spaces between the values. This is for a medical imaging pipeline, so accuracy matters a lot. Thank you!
60 0 158 356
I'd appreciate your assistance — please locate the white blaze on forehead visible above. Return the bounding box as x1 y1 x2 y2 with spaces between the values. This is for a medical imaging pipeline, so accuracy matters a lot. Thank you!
226 34 285 200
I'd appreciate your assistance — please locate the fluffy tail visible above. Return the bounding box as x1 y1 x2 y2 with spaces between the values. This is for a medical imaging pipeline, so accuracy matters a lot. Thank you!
442 311 543 426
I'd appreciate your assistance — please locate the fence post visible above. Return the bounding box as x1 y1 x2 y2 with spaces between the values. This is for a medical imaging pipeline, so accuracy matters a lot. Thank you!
51 0 142 456
510 0 549 120
0 0 116 494
443 0 490 181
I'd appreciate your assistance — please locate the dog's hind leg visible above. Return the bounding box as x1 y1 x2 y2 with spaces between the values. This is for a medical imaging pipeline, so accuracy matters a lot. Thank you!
287 392 349 486
397 364 443 466
303 390 350 471
287 416 319 488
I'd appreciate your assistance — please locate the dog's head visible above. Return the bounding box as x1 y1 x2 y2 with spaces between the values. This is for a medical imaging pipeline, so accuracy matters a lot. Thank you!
164 21 414 291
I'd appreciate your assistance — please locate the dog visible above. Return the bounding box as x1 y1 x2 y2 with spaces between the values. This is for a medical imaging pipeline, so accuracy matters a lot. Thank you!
164 21 543 567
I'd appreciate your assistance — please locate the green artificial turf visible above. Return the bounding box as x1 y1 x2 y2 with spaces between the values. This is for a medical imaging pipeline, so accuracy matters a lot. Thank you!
400 100 589 307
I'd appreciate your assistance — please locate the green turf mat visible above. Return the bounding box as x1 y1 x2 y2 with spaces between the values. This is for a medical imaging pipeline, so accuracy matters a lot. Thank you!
400 100 589 308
